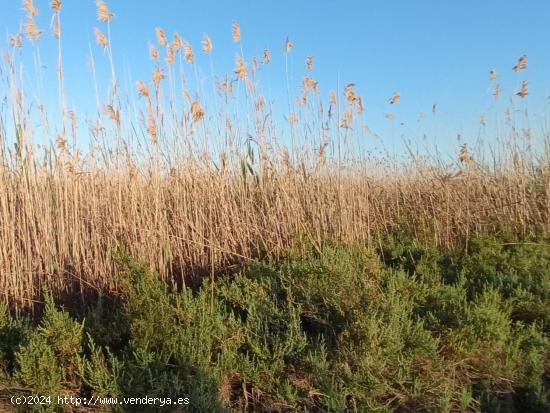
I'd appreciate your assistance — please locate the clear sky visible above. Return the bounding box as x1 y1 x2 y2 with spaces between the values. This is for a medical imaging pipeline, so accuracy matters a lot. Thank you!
1 0 549 156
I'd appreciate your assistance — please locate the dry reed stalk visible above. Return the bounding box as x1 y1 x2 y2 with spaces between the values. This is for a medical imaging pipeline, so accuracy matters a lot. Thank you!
149 43 159 60
0 156 548 308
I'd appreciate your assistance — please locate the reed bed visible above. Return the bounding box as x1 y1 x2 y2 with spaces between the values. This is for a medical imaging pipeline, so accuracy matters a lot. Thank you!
0 1 548 307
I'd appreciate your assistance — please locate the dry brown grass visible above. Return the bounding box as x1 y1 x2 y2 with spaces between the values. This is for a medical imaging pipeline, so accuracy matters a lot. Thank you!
0 1 548 308
1 159 547 307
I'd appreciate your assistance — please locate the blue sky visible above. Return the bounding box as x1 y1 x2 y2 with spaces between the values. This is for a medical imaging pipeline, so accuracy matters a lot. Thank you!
1 0 549 156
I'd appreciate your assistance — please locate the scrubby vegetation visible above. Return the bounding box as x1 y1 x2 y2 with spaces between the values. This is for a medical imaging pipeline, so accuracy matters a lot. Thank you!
1 2 549 412
1 233 548 412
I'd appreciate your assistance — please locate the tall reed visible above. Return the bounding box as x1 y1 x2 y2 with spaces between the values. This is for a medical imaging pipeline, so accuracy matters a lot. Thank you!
0 1 548 307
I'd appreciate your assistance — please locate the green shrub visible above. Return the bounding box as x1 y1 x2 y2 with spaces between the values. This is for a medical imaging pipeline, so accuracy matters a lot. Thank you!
0 234 548 412
15 293 83 394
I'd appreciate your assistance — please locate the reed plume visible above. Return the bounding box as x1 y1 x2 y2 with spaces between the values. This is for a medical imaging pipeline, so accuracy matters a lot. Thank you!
512 54 528 72
516 80 528 97
306 55 314 70
95 28 108 48
96 0 113 22
202 34 213 53
235 56 247 80
389 92 400 105
232 22 241 43
155 27 168 46
263 48 271 64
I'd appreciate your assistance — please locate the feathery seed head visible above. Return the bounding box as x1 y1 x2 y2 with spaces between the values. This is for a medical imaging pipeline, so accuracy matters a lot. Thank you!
96 1 113 22
284 36 293 53
493 84 501 100
516 80 528 98
344 83 357 106
55 135 67 150
191 100 204 122
357 96 364 114
303 77 318 92
94 28 108 48
147 115 157 142
173 33 183 50
512 55 528 72
235 56 247 80
136 80 150 97
155 27 167 46
202 34 213 53
329 90 337 105
104 105 120 127
166 45 175 65
459 143 475 163
184 43 194 63
152 65 165 87
389 91 400 105
9 33 23 48
24 18 42 41
306 55 314 70
251 56 259 76
221 76 233 95
262 48 271 65
490 69 497 81
23 0 38 17
232 22 241 43
50 0 61 12
340 110 353 128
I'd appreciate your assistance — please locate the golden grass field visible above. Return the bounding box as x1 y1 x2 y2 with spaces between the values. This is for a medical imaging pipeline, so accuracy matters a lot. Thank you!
0 0 548 308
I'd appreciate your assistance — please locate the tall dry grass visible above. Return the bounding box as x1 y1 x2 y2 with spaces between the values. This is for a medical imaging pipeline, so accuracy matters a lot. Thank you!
0 1 548 307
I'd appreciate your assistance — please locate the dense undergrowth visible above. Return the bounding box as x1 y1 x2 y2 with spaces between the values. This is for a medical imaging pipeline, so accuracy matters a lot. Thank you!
1 232 549 412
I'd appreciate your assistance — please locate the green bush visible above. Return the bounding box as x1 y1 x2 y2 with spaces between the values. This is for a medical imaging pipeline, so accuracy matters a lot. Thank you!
0 233 548 412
